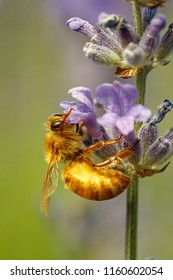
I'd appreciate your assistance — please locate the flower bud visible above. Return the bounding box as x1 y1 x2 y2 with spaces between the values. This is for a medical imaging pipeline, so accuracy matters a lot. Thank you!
83 42 121 66
117 23 137 48
145 137 171 167
91 28 122 55
139 14 166 62
123 43 144 67
156 23 173 61
138 123 158 160
66 17 95 38
163 128 173 149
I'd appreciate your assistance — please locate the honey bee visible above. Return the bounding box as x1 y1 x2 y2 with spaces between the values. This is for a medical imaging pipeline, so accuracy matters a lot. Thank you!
125 0 166 8
41 110 138 216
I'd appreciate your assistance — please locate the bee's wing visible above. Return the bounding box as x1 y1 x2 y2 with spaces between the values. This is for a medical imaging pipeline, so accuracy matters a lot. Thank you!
41 155 58 216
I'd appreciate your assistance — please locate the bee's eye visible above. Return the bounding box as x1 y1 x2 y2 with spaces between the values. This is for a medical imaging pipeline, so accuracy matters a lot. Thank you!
51 120 61 131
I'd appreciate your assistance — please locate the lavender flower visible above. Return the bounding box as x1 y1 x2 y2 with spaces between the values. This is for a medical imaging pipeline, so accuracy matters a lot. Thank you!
66 17 95 37
59 84 173 178
139 14 166 63
95 81 151 141
67 11 173 78
60 87 103 138
60 81 149 164
61 81 151 141
123 13 166 68
154 23 173 65
66 15 138 78
134 99 173 177
123 13 173 70
60 86 117 158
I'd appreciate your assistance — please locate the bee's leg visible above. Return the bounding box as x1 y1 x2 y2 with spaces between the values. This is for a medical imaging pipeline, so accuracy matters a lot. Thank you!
83 135 122 154
95 139 140 167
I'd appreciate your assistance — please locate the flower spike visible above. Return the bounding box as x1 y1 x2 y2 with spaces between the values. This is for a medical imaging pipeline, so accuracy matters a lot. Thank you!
67 10 173 78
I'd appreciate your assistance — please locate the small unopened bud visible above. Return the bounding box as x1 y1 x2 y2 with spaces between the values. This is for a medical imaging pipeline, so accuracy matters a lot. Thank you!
91 28 122 55
138 123 158 160
123 43 144 67
164 128 173 148
139 14 166 59
145 137 171 167
83 42 121 66
156 23 173 61
66 17 95 38
117 23 137 48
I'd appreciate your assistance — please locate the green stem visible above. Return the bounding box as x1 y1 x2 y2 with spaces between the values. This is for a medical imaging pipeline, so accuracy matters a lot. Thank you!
136 70 147 104
125 176 138 260
131 1 143 41
125 1 147 260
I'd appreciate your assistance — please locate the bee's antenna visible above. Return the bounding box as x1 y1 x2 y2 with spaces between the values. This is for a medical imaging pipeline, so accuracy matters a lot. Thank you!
60 107 74 133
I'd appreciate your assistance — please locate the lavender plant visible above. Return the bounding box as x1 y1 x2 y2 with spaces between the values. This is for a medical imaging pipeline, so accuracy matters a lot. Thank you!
58 0 173 259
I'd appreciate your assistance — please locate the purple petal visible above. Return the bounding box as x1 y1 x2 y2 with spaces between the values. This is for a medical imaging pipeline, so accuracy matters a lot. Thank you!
68 87 95 110
98 112 136 136
116 116 134 136
129 104 151 121
97 112 118 128
95 83 122 115
60 95 102 138
95 81 139 116
114 82 138 112
60 101 76 110
85 119 103 138
60 101 89 123
70 111 93 123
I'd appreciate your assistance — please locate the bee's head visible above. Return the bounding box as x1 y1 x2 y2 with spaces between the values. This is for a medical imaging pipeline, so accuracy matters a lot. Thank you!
46 108 78 134
50 115 64 131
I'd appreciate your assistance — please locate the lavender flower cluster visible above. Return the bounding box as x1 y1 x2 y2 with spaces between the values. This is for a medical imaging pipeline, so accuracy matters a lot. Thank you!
60 81 173 178
59 3 173 179
67 6 173 78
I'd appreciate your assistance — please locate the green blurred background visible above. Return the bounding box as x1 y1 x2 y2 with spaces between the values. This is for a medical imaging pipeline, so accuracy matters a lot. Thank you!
0 0 173 260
